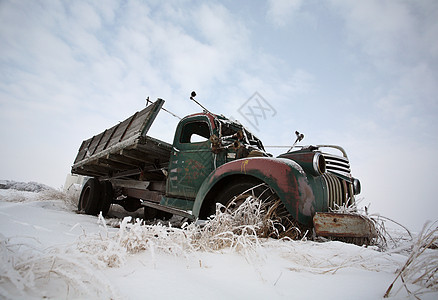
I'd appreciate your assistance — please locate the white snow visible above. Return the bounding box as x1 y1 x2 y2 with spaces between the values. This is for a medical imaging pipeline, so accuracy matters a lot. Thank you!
0 182 437 299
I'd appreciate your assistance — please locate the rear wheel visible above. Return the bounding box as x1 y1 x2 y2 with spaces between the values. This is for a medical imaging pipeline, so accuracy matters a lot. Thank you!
99 181 114 217
78 178 101 215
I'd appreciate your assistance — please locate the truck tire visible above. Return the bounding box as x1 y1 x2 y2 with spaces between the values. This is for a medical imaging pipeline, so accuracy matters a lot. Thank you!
78 178 101 215
214 179 275 213
214 180 299 239
99 181 114 217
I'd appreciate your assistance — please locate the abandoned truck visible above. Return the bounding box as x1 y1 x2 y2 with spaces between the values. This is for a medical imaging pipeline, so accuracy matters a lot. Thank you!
71 97 375 240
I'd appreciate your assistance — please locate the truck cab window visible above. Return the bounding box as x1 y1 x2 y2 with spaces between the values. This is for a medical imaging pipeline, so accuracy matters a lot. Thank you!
180 121 210 143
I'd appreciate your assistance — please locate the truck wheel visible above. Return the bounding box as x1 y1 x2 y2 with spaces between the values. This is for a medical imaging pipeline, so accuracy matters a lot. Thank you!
99 181 114 217
215 180 276 213
78 178 101 215
215 180 300 239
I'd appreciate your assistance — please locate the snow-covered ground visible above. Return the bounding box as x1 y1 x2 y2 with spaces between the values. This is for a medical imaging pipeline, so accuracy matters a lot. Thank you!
0 181 436 299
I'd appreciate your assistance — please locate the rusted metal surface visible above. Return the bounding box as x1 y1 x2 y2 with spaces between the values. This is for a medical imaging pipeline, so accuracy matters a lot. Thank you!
313 212 377 238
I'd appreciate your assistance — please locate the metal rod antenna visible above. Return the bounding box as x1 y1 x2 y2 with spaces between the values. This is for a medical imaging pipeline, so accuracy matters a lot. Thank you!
146 97 181 120
162 106 181 120
189 91 211 114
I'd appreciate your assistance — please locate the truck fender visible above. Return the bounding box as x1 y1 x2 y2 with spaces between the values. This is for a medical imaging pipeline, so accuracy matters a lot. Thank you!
193 157 324 226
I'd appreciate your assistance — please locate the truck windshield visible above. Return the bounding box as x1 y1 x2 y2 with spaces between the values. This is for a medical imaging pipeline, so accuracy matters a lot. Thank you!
217 119 266 152
180 121 210 143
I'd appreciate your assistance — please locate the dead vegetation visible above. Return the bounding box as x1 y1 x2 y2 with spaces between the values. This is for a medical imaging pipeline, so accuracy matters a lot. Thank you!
77 195 292 267
38 188 81 209
330 197 438 298
0 183 80 210
384 221 438 299
0 235 119 299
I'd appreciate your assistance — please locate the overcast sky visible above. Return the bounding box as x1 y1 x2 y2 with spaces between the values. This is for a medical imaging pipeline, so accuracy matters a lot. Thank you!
1 0 437 231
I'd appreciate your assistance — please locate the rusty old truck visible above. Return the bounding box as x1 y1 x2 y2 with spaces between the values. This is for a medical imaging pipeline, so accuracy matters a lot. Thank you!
71 97 375 240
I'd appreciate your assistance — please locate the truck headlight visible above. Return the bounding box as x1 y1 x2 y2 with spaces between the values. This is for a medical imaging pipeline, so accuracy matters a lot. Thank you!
353 178 361 195
313 153 326 175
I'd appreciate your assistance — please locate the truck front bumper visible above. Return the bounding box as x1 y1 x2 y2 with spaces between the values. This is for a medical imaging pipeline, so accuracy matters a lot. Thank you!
313 212 377 239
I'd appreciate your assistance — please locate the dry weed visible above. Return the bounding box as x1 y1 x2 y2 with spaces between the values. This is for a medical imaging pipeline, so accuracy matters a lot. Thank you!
74 196 289 267
384 221 438 299
0 235 119 299
38 188 80 209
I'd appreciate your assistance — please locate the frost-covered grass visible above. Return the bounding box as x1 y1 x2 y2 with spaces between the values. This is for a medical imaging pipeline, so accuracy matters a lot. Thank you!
76 197 279 268
0 235 119 299
0 180 79 210
385 221 438 299
0 180 52 193
331 197 438 298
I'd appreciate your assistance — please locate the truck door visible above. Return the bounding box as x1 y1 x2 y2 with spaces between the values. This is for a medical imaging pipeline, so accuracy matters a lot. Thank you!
167 117 214 199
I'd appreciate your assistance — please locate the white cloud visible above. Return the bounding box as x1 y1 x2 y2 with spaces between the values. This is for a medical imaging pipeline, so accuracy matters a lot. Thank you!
69 1 102 30
0 0 263 186
328 0 438 139
330 0 438 68
266 0 303 27
334 0 413 56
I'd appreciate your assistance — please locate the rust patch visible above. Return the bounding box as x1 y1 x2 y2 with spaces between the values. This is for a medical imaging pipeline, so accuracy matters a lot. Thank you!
211 158 302 202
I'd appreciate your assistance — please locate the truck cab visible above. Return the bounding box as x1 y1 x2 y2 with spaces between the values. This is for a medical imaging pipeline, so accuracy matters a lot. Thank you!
165 112 266 200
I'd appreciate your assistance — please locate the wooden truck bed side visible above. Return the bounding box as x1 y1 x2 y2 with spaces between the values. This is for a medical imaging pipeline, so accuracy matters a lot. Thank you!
71 99 172 178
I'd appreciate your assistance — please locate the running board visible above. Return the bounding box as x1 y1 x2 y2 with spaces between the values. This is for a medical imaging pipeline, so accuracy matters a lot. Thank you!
141 201 195 220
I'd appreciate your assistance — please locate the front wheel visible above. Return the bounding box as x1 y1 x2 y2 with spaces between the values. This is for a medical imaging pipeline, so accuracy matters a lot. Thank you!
215 180 276 211
78 178 101 215
215 180 302 239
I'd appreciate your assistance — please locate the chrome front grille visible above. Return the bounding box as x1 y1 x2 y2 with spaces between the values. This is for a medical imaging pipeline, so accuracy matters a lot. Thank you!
322 153 351 182
322 173 348 209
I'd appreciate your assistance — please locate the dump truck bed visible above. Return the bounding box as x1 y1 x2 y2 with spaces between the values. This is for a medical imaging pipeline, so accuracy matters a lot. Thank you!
71 99 172 178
